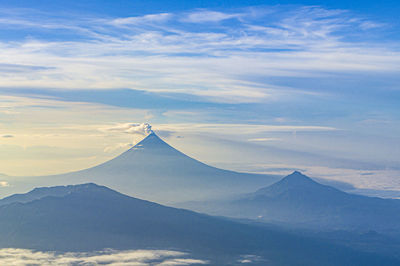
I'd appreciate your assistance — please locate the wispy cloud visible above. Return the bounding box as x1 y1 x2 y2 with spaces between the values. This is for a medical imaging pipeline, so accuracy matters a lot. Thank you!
182 10 242 23
0 63 53 73
0 6 397 103
103 142 133 153
110 13 172 26
154 123 336 135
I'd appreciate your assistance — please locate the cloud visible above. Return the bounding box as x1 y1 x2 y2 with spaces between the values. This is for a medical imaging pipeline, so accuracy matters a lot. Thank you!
238 254 264 264
0 144 98 160
0 248 208 265
154 123 336 135
182 10 242 23
1 135 13 138
110 13 172 26
104 143 133 153
0 181 9 187
157 258 208 265
0 63 53 73
0 6 396 103
104 123 153 136
248 138 280 142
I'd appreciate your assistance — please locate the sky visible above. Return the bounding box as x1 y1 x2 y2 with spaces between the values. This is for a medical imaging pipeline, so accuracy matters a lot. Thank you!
0 0 399 194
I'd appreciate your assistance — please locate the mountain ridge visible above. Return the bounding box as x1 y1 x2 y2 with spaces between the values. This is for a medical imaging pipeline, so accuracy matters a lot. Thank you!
0 183 397 265
0 183 111 206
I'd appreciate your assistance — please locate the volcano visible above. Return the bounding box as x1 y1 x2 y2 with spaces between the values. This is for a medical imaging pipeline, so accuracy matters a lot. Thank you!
181 171 400 235
3 132 279 203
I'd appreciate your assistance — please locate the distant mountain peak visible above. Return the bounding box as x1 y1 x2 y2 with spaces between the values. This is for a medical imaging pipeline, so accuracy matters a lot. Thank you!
253 171 322 197
275 171 323 188
282 171 315 183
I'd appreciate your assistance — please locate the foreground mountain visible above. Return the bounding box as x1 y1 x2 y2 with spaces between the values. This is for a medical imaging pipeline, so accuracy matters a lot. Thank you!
180 171 400 235
0 183 398 266
2 133 279 203
0 184 80 206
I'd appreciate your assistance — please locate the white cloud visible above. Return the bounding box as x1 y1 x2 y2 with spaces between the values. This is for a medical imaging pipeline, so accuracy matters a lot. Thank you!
238 254 264 264
248 138 280 142
110 13 172 26
104 143 133 153
0 248 208 266
104 123 153 136
182 10 242 23
157 258 208 265
0 181 9 187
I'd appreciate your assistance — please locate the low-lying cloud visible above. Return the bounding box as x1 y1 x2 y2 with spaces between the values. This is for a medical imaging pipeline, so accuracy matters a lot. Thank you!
103 143 133 153
0 181 9 187
0 248 208 265
238 254 264 264
247 138 280 142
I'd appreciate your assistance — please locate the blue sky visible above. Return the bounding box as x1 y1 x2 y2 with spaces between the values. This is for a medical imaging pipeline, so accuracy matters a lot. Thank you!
0 0 399 195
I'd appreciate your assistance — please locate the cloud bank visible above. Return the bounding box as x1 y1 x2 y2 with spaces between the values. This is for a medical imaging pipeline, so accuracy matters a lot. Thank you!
0 248 207 266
